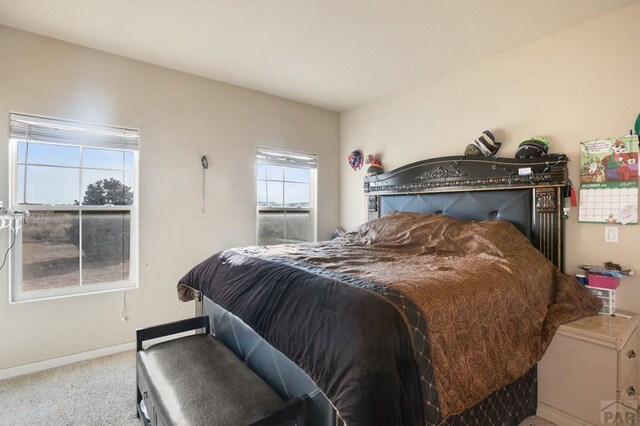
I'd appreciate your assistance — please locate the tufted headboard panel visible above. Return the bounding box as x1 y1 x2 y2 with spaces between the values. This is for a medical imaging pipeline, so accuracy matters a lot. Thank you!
379 189 533 241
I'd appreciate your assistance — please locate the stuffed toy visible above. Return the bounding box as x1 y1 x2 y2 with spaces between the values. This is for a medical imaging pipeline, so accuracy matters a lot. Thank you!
365 154 384 176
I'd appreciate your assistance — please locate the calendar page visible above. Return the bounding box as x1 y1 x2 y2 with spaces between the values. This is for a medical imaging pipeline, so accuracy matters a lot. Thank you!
579 135 639 224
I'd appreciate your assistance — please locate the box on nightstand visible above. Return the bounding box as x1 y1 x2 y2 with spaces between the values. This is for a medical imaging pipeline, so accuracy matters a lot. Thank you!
586 286 616 315
587 273 619 289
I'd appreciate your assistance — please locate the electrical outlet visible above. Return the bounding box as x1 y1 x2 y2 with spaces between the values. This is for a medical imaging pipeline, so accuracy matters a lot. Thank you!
605 226 619 243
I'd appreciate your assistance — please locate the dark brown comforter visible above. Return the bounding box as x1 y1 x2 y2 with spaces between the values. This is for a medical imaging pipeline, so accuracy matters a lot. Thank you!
178 213 600 423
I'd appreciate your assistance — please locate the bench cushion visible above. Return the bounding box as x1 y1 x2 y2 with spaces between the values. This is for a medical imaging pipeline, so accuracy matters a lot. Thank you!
137 334 284 425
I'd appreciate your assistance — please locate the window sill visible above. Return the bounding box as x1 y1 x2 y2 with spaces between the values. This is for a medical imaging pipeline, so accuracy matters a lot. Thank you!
9 281 137 304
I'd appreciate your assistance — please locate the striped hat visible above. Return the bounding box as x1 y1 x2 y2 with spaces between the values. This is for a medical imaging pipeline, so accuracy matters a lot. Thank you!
465 130 501 156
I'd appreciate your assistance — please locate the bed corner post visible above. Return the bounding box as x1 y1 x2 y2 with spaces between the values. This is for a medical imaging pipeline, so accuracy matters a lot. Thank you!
367 195 380 221
194 290 203 317
533 187 564 272
364 176 381 221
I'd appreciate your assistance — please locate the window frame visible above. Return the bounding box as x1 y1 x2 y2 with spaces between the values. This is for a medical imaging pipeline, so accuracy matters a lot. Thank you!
8 115 139 303
256 148 317 245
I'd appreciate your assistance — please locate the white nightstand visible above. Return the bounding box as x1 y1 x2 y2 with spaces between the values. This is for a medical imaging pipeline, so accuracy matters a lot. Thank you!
538 311 639 425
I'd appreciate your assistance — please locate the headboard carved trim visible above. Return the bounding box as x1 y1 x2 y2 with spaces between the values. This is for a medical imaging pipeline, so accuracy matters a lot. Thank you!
365 154 567 195
415 167 468 181
535 188 557 213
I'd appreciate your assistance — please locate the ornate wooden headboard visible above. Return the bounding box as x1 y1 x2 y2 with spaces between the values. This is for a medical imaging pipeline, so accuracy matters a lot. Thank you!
364 155 569 270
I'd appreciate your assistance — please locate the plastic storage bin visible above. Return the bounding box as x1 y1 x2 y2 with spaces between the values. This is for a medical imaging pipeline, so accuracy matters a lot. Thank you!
585 285 615 315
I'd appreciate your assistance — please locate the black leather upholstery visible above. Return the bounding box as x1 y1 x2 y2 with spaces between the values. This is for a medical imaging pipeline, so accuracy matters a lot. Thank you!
137 334 284 426
380 189 533 240
204 297 339 426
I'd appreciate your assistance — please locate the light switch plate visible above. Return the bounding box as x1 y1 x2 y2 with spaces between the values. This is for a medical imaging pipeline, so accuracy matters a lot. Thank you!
605 226 619 243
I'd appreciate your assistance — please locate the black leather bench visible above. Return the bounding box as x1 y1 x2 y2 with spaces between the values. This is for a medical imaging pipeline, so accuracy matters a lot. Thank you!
136 316 308 425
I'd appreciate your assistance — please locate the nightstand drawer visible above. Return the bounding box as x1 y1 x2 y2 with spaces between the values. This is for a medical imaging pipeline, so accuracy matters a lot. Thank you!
619 328 639 387
617 363 638 401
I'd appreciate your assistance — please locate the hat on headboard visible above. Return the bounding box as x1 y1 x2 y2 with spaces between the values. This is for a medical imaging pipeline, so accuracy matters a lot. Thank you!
465 130 501 156
516 137 549 159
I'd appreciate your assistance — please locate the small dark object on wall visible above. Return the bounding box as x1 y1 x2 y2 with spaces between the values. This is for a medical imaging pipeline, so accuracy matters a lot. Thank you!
365 154 384 175
465 130 501 156
201 155 209 214
348 150 363 171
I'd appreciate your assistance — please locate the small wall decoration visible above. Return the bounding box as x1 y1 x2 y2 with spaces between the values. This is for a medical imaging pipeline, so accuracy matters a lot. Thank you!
348 150 363 171
578 135 639 224
365 154 384 176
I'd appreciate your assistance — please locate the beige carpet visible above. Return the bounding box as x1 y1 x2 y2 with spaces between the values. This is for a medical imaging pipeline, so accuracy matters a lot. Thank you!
0 351 139 426
0 350 555 425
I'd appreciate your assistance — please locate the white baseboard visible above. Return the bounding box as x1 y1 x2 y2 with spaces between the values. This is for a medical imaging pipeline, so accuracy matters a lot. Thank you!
0 330 197 381
537 402 594 426
0 341 135 380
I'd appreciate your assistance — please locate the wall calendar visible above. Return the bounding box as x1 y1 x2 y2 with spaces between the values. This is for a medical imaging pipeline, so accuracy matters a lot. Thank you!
579 135 639 224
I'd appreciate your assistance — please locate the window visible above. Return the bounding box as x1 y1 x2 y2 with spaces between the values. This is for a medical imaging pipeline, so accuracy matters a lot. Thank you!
9 114 138 302
256 147 317 245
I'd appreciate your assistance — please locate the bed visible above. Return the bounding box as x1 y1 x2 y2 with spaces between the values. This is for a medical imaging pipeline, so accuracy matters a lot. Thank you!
177 154 600 426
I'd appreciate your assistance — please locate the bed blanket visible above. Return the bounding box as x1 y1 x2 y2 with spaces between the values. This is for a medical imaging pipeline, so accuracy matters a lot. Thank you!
178 213 600 425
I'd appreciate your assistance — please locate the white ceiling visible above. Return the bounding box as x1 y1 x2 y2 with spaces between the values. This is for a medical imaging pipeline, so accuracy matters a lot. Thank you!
0 0 637 111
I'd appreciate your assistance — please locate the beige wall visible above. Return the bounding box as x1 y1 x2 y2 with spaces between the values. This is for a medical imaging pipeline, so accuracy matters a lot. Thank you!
341 3 640 310
0 26 340 370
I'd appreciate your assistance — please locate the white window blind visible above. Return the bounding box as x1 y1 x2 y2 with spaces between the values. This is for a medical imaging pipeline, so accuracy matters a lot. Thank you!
257 147 317 169
10 114 138 151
